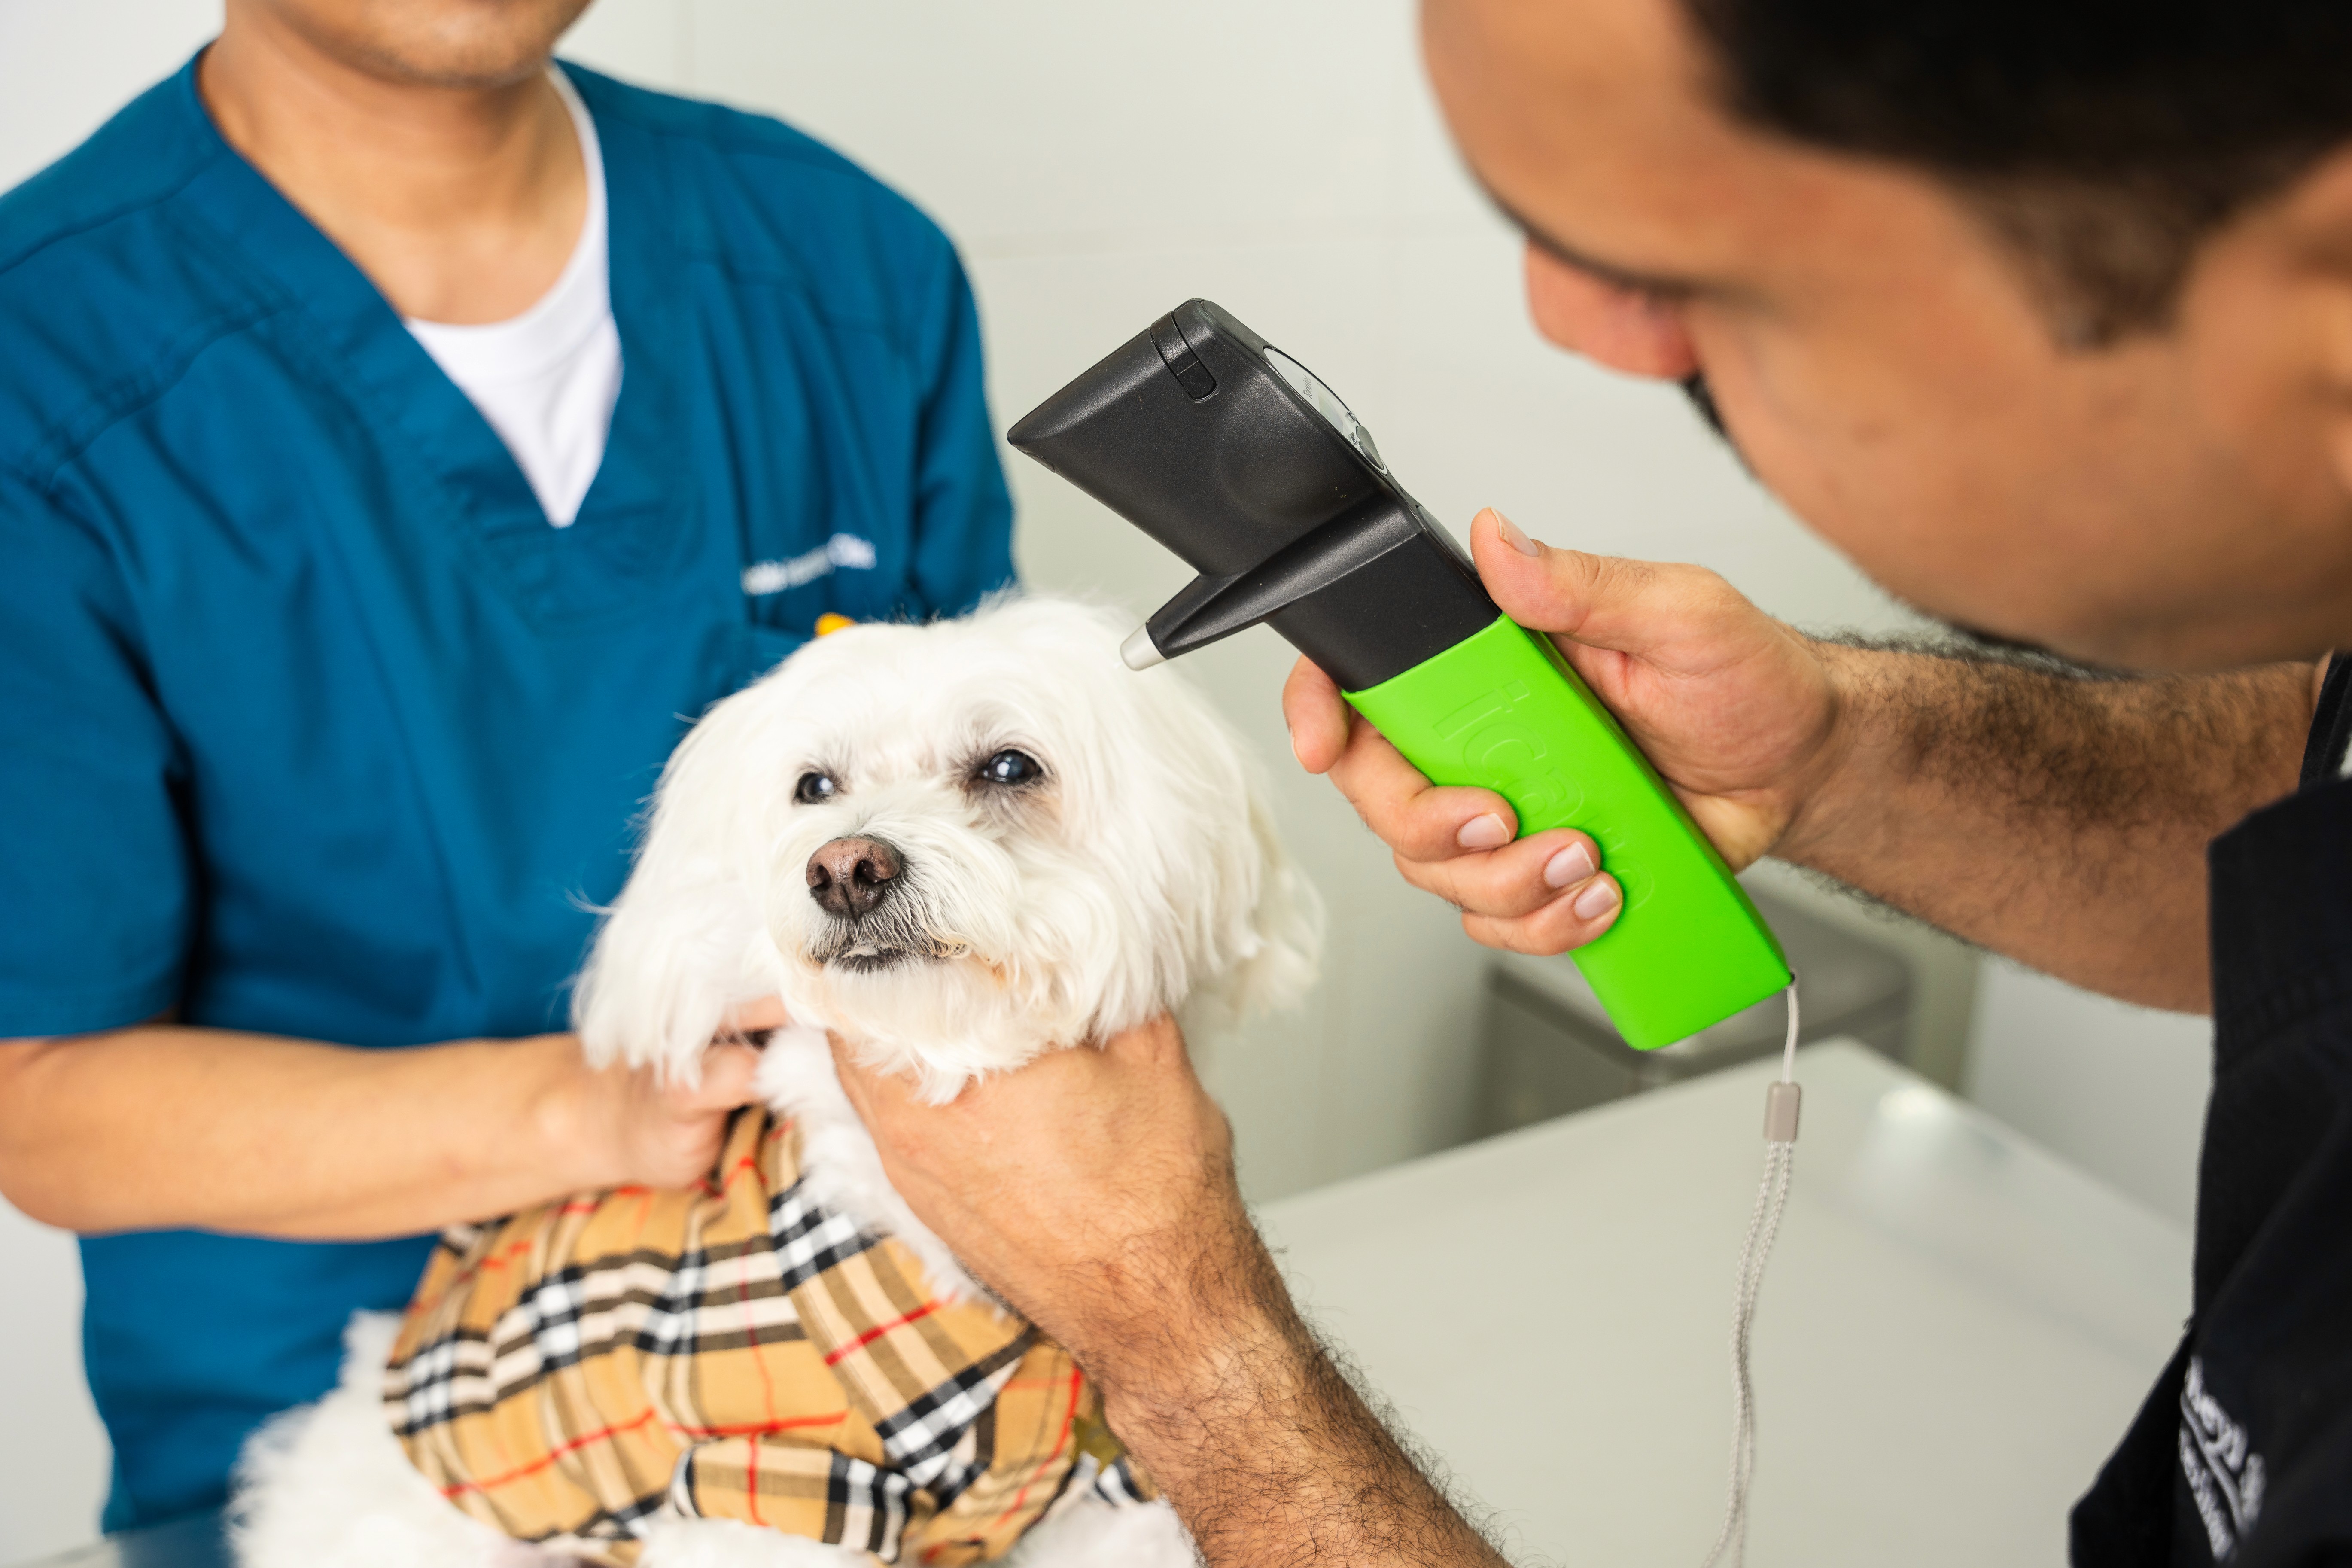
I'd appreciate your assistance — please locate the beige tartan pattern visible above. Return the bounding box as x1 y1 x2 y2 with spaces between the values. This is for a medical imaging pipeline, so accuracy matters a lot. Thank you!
383 1110 1150 1565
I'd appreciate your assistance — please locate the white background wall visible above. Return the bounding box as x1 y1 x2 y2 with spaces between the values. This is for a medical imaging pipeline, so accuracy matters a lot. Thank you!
0 0 2212 1558
1967 964 2213 1227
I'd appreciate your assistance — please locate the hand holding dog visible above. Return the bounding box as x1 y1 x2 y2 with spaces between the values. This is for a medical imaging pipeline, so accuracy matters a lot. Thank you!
828 1015 1249 1390
834 1017 1507 1568
560 1027 767 1194
1283 507 1844 956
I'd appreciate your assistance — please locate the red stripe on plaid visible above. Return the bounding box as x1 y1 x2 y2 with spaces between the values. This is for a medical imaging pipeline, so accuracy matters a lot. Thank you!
821 1300 941 1367
615 1186 658 1249
746 1423 764 1527
983 1366 1083 1533
469 1237 538 1277
436 1407 661 1498
670 1411 850 1438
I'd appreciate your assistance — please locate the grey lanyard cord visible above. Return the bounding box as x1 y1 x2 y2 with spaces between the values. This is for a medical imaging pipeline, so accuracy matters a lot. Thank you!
1700 979 1802 1568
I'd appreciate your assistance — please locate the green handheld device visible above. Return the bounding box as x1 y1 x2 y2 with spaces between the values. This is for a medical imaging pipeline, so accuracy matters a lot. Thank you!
1007 299 1789 1047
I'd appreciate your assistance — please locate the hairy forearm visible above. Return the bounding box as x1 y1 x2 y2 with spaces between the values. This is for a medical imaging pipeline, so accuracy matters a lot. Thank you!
1087 1233 1506 1568
0 1025 599 1238
834 1023 1502 1565
1777 642 2316 1010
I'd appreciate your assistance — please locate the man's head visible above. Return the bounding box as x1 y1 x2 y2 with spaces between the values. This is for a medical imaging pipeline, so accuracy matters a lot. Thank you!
224 0 592 89
1424 0 2352 672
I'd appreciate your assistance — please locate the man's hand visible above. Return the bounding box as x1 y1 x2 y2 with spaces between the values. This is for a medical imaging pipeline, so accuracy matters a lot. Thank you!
833 1019 1506 1567
829 1016 1250 1397
1284 506 2315 1007
560 1030 765 1194
1283 506 1841 956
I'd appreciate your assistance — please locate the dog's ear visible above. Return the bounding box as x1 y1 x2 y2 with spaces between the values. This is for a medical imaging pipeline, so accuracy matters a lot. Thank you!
1222 782 1325 1020
572 690 776 1083
1099 611 1326 1029
1165 707 1324 1030
571 871 745 1083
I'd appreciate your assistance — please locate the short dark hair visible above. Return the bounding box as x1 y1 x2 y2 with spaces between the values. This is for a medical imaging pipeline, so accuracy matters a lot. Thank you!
1681 0 2352 345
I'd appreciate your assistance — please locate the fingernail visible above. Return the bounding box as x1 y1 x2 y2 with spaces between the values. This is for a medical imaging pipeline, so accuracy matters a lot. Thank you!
1457 813 1512 849
1543 843 1596 888
1288 723 1305 767
1572 877 1622 920
1493 511 1540 556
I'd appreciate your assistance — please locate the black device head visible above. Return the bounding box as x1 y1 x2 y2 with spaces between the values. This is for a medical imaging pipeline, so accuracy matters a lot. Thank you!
1007 299 1497 692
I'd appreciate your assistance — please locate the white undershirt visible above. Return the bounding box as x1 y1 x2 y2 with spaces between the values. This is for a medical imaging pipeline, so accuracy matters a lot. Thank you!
405 70 621 530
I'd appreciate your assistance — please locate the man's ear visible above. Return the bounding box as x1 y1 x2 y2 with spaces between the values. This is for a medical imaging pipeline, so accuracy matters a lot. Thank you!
2216 144 2352 500
2314 186 2352 504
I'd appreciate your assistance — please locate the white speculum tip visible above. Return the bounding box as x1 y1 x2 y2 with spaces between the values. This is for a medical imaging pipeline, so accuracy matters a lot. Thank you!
1120 625 1166 671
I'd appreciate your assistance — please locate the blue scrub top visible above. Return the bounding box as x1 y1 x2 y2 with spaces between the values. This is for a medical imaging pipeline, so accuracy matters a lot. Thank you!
0 56 1013 1526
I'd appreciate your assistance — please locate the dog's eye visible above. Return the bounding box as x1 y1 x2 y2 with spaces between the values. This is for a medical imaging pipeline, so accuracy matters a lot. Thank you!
793 772 839 805
977 749 1042 788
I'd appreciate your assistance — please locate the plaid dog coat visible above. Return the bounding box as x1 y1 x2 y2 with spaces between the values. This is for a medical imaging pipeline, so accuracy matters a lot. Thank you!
384 1109 1150 1565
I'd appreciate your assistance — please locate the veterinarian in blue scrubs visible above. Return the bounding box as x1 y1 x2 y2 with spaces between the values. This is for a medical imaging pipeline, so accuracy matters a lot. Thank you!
0 0 1010 1531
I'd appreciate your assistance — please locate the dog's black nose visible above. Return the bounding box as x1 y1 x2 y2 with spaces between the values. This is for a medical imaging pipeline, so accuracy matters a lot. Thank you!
806 835 904 920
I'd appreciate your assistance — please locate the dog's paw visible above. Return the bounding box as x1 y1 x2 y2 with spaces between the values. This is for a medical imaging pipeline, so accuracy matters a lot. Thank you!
1007 1499 1195 1568
638 1515 869 1567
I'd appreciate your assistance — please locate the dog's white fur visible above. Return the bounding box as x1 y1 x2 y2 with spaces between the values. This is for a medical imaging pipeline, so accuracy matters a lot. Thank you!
232 597 1322 1568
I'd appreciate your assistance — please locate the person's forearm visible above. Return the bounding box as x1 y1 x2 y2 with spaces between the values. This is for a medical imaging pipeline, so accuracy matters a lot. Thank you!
1085 1233 1506 1568
1776 643 2316 1010
831 1022 1505 1565
0 1025 604 1238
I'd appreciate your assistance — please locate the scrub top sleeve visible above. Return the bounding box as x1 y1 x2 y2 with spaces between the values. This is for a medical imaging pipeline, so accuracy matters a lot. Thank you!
0 466 191 1037
906 241 1016 616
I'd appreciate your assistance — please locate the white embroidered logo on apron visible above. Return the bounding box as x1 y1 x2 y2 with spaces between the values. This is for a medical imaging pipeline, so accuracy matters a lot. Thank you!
2179 1356 2266 1559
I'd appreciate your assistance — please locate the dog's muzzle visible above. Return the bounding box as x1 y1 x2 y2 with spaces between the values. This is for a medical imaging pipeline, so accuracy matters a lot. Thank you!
807 835 903 920
805 835 960 971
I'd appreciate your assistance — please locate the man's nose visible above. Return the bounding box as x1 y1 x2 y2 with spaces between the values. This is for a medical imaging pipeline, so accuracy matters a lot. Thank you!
806 835 904 920
1522 240 1699 381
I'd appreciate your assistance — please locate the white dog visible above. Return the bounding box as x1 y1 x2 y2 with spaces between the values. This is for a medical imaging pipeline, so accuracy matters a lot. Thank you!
230 596 1322 1568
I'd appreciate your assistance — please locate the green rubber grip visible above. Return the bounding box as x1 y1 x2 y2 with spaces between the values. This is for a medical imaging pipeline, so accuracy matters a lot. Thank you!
1346 615 1790 1048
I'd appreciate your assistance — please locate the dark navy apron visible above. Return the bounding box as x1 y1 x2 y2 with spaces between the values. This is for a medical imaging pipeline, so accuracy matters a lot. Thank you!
2071 656 2352 1565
